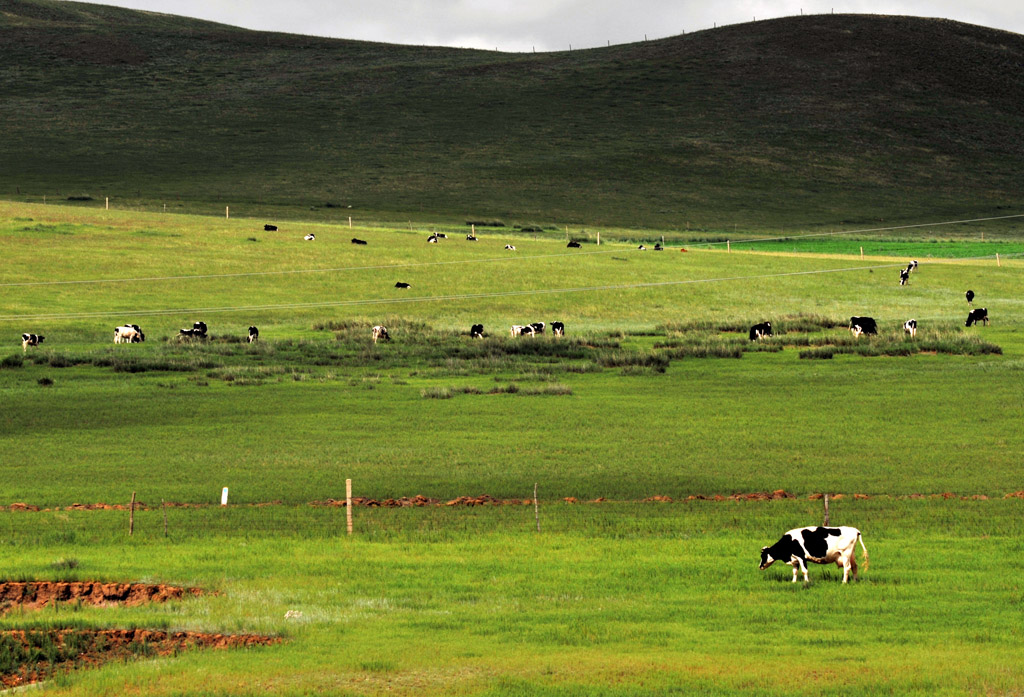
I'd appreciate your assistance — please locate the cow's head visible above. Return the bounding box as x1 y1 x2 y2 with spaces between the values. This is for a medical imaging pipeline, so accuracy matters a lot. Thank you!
759 547 776 570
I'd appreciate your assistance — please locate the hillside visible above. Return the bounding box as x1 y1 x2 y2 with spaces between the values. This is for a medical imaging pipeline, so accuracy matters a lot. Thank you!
2 0 1024 228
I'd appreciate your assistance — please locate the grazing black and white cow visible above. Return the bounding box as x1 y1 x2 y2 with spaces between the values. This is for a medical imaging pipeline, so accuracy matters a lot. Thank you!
510 325 534 337
849 316 878 337
903 319 917 337
466 233 478 241
749 321 772 341
899 268 910 286
551 321 565 337
435 233 447 239
248 326 259 343
372 325 391 343
264 224 278 231
114 325 144 343
530 322 545 334
303 233 315 241
394 282 411 289
966 308 989 327
759 526 869 584
966 289 975 305
567 241 581 248
351 238 367 245
654 243 663 251
470 324 485 339
179 321 208 340
21 333 44 351
505 245 516 250
427 234 439 244
908 260 918 272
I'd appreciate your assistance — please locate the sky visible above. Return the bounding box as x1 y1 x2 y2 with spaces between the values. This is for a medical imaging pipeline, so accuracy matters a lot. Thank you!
94 0 1024 52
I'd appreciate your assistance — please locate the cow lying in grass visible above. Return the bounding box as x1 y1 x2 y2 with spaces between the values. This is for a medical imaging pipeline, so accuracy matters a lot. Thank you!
760 526 869 584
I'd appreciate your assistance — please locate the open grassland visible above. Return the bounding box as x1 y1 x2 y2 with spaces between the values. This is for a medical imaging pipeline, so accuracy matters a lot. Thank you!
1 501 1023 696
2 202 1023 694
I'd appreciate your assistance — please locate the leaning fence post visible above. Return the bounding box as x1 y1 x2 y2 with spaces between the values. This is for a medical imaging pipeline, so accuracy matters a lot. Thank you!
823 493 830 526
996 253 1001 267
346 478 353 535
129 491 136 536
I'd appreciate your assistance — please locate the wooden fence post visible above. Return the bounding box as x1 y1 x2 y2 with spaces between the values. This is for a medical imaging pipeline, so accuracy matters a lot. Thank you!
533 483 540 533
996 253 1001 267
226 206 230 219
346 478 353 535
727 240 731 253
129 491 136 536
823 493 830 526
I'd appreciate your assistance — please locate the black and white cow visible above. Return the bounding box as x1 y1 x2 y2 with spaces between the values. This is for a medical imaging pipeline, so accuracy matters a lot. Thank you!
264 224 278 231
849 316 878 337
303 233 315 241
749 321 772 341
248 326 259 343
759 526 869 584
394 282 411 289
510 325 534 337
505 245 516 250
179 321 208 340
965 308 989 327
351 238 367 245
530 322 545 334
21 333 44 351
966 290 975 305
899 268 910 286
427 234 439 244
114 324 144 343
372 325 391 343
638 245 646 251
654 243 663 251
567 241 581 248
908 260 918 272
470 324 485 339
466 233 478 241
435 233 447 239
903 319 917 337
551 321 565 337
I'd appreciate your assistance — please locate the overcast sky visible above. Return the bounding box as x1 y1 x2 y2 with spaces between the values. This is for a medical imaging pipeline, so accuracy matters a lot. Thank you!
94 0 1024 52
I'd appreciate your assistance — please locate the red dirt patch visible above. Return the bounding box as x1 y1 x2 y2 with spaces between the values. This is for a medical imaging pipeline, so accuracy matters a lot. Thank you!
0 628 278 689
0 582 203 613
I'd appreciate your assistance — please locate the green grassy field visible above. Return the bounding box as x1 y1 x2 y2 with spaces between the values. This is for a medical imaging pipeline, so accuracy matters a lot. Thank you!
2 201 1023 694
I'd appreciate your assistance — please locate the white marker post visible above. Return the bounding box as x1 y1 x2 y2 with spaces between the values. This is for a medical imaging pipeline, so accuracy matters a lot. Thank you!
226 206 230 219
221 487 229 507
346 479 353 535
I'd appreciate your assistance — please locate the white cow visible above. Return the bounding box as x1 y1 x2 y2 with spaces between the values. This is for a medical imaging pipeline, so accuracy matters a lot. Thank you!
304 233 315 241
759 526 869 584
372 325 391 344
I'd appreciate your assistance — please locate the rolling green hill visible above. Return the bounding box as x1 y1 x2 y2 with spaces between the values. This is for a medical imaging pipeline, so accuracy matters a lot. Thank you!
2 1 1024 229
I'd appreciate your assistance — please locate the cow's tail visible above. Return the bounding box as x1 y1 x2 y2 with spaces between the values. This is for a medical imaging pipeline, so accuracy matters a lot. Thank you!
858 532 869 571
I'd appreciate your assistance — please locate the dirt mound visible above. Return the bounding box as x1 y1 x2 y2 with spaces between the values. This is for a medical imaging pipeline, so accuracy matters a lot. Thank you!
0 628 278 689
685 490 795 502
0 582 202 612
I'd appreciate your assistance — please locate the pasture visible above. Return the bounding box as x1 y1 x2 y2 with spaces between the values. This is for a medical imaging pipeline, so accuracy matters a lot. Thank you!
1 200 1023 695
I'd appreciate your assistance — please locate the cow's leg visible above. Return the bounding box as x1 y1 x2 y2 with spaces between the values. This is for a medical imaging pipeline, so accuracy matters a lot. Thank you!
795 556 809 583
791 563 799 583
848 554 858 582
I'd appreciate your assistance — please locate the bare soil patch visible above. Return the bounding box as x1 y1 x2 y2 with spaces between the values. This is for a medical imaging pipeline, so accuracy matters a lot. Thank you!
0 628 278 689
0 581 203 613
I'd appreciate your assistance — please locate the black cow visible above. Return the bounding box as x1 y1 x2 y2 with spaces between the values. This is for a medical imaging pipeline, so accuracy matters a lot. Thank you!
966 290 975 305
470 324 485 339
394 282 411 289
654 243 663 251
567 241 581 248
965 308 989 327
749 321 772 341
760 526 869 584
21 333 44 351
899 268 910 286
248 326 259 343
551 321 565 337
849 316 878 337
351 238 367 245
180 321 208 340
264 224 278 231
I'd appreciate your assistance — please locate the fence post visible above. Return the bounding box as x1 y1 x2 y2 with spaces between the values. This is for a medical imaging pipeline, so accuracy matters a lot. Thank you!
860 247 864 259
346 478 353 535
129 491 136 536
349 216 352 228
105 197 109 210
996 253 1001 267
226 206 230 219
727 240 731 253
221 487 229 507
823 493 830 526
533 482 540 533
